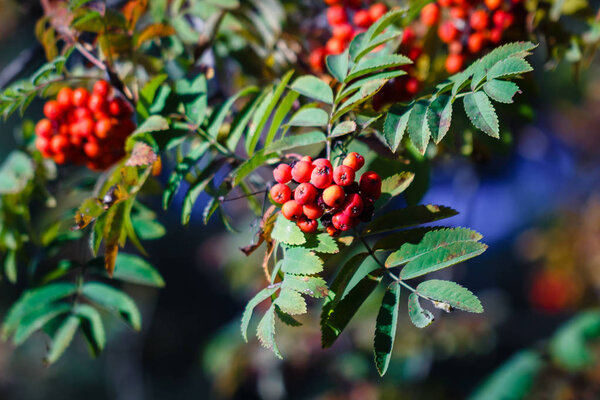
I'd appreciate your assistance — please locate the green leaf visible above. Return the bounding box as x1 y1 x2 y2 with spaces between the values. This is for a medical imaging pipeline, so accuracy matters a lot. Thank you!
363 205 458 236
45 315 80 365
82 282 141 331
427 95 453 143
383 108 411 152
290 75 334 104
228 150 273 188
326 49 349 82
181 166 217 226
281 274 328 298
376 171 415 209
385 228 487 279
13 302 71 345
487 57 533 81
354 27 403 62
0 151 34 194
321 270 383 348
470 350 542 400
417 280 483 313
274 288 307 315
331 121 357 138
4 249 16 283
471 41 536 73
137 74 168 119
287 108 329 127
3 282 77 339
175 74 207 126
241 284 280 341
265 90 300 145
374 282 400 376
265 130 326 153
339 70 406 99
463 91 499 138
407 101 431 154
256 304 282 359
483 80 520 104
346 54 411 82
112 253 165 287
332 78 387 121
408 293 434 328
132 218 166 240
227 90 267 151
126 115 170 151
75 304 105 357
301 232 339 254
163 141 210 209
274 305 302 327
550 311 600 371
372 227 436 252
271 214 306 245
207 86 260 138
281 247 323 275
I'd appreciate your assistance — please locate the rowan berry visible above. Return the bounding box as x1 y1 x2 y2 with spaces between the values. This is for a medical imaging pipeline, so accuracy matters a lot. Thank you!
342 152 365 171
294 182 318 205
311 164 334 189
303 203 324 220
322 185 346 208
270 183 292 204
273 163 293 184
43 100 61 120
326 5 347 25
359 171 382 199
291 161 314 183
282 200 303 220
297 217 318 233
353 9 372 28
420 3 440 26
35 119 53 138
333 165 355 186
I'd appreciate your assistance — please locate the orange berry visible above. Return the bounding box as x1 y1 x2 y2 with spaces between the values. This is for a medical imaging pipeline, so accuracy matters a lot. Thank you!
291 161 314 183
294 182 318 205
297 217 318 233
420 3 440 26
35 119 53 138
353 9 372 28
326 5 347 25
326 37 346 55
56 87 74 110
470 10 489 31
303 203 324 220
270 183 292 204
445 53 464 74
95 118 113 139
281 200 303 220
93 80 111 97
369 3 388 22
322 185 346 208
72 88 90 108
43 100 62 120
273 164 292 184
342 152 365 171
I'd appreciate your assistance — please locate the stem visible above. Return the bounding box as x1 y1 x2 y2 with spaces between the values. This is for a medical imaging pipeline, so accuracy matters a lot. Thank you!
219 190 266 203
75 42 106 71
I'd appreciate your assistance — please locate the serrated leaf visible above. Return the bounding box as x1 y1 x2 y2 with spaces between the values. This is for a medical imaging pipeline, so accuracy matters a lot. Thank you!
175 74 207 126
13 302 71 345
339 70 406 100
354 27 403 62
82 282 141 331
241 284 280 342
256 304 282 359
281 248 323 275
302 232 339 254
376 171 415 208
271 214 306 245
287 108 329 127
331 121 356 138
227 90 266 152
383 109 411 152
407 101 430 154
274 305 302 326
45 315 80 364
408 293 434 328
181 166 217 226
374 282 400 376
487 57 533 81
483 80 520 104
321 270 383 348
290 75 333 104
75 304 105 357
112 253 165 287
463 91 499 138
265 90 300 145
274 288 307 315
281 274 328 298
326 49 349 82
265 130 326 153
333 78 387 121
427 95 452 143
363 205 458 236
346 54 411 82
385 228 487 279
417 280 483 313
471 41 537 73
137 74 168 119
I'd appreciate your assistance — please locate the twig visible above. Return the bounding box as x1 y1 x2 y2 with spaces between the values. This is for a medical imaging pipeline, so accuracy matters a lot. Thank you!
219 190 267 203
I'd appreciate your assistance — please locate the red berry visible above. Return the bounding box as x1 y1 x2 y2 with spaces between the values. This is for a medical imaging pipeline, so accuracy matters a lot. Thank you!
35 136 52 154
333 165 356 186
343 193 364 217
326 225 340 237
108 98 124 116
405 77 420 95
273 163 292 184
297 217 318 233
324 0 342 4
420 3 440 26
326 37 346 55
322 185 346 208
291 160 314 183
445 53 464 74
309 47 327 73
332 212 355 231
332 23 354 41
402 27 416 45
490 27 503 43
470 10 489 31
53 152 67 165
438 21 459 43
313 158 333 170
50 135 70 154
294 182 318 205
359 171 382 199
342 152 365 171
93 80 111 97
88 93 107 113
72 88 90 108
326 5 347 25
56 87 74 110
83 141 101 159
73 107 93 120
270 183 292 204
301 155 313 163
439 0 453 7
369 3 388 22
303 203 324 220
493 10 513 28
79 118 95 138
468 31 486 53
353 9 372 28
35 119 53 138
449 40 463 54
485 0 502 10
311 164 334 189
450 6 467 19
407 47 423 62
43 100 62 120
281 200 303 220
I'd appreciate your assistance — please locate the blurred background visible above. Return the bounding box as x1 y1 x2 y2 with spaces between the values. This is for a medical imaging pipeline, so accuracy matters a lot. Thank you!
1 0 600 399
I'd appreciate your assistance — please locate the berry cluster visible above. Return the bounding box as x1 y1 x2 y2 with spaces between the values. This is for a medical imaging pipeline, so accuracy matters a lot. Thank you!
420 0 518 74
34 80 135 170
309 1 389 73
269 152 381 236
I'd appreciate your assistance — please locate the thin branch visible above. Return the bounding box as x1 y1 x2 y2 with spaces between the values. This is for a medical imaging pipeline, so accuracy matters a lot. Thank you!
219 190 267 203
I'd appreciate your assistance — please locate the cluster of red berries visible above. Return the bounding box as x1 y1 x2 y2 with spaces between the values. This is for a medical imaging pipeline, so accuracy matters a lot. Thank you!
34 80 135 170
269 152 382 236
420 0 519 73
309 1 389 73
